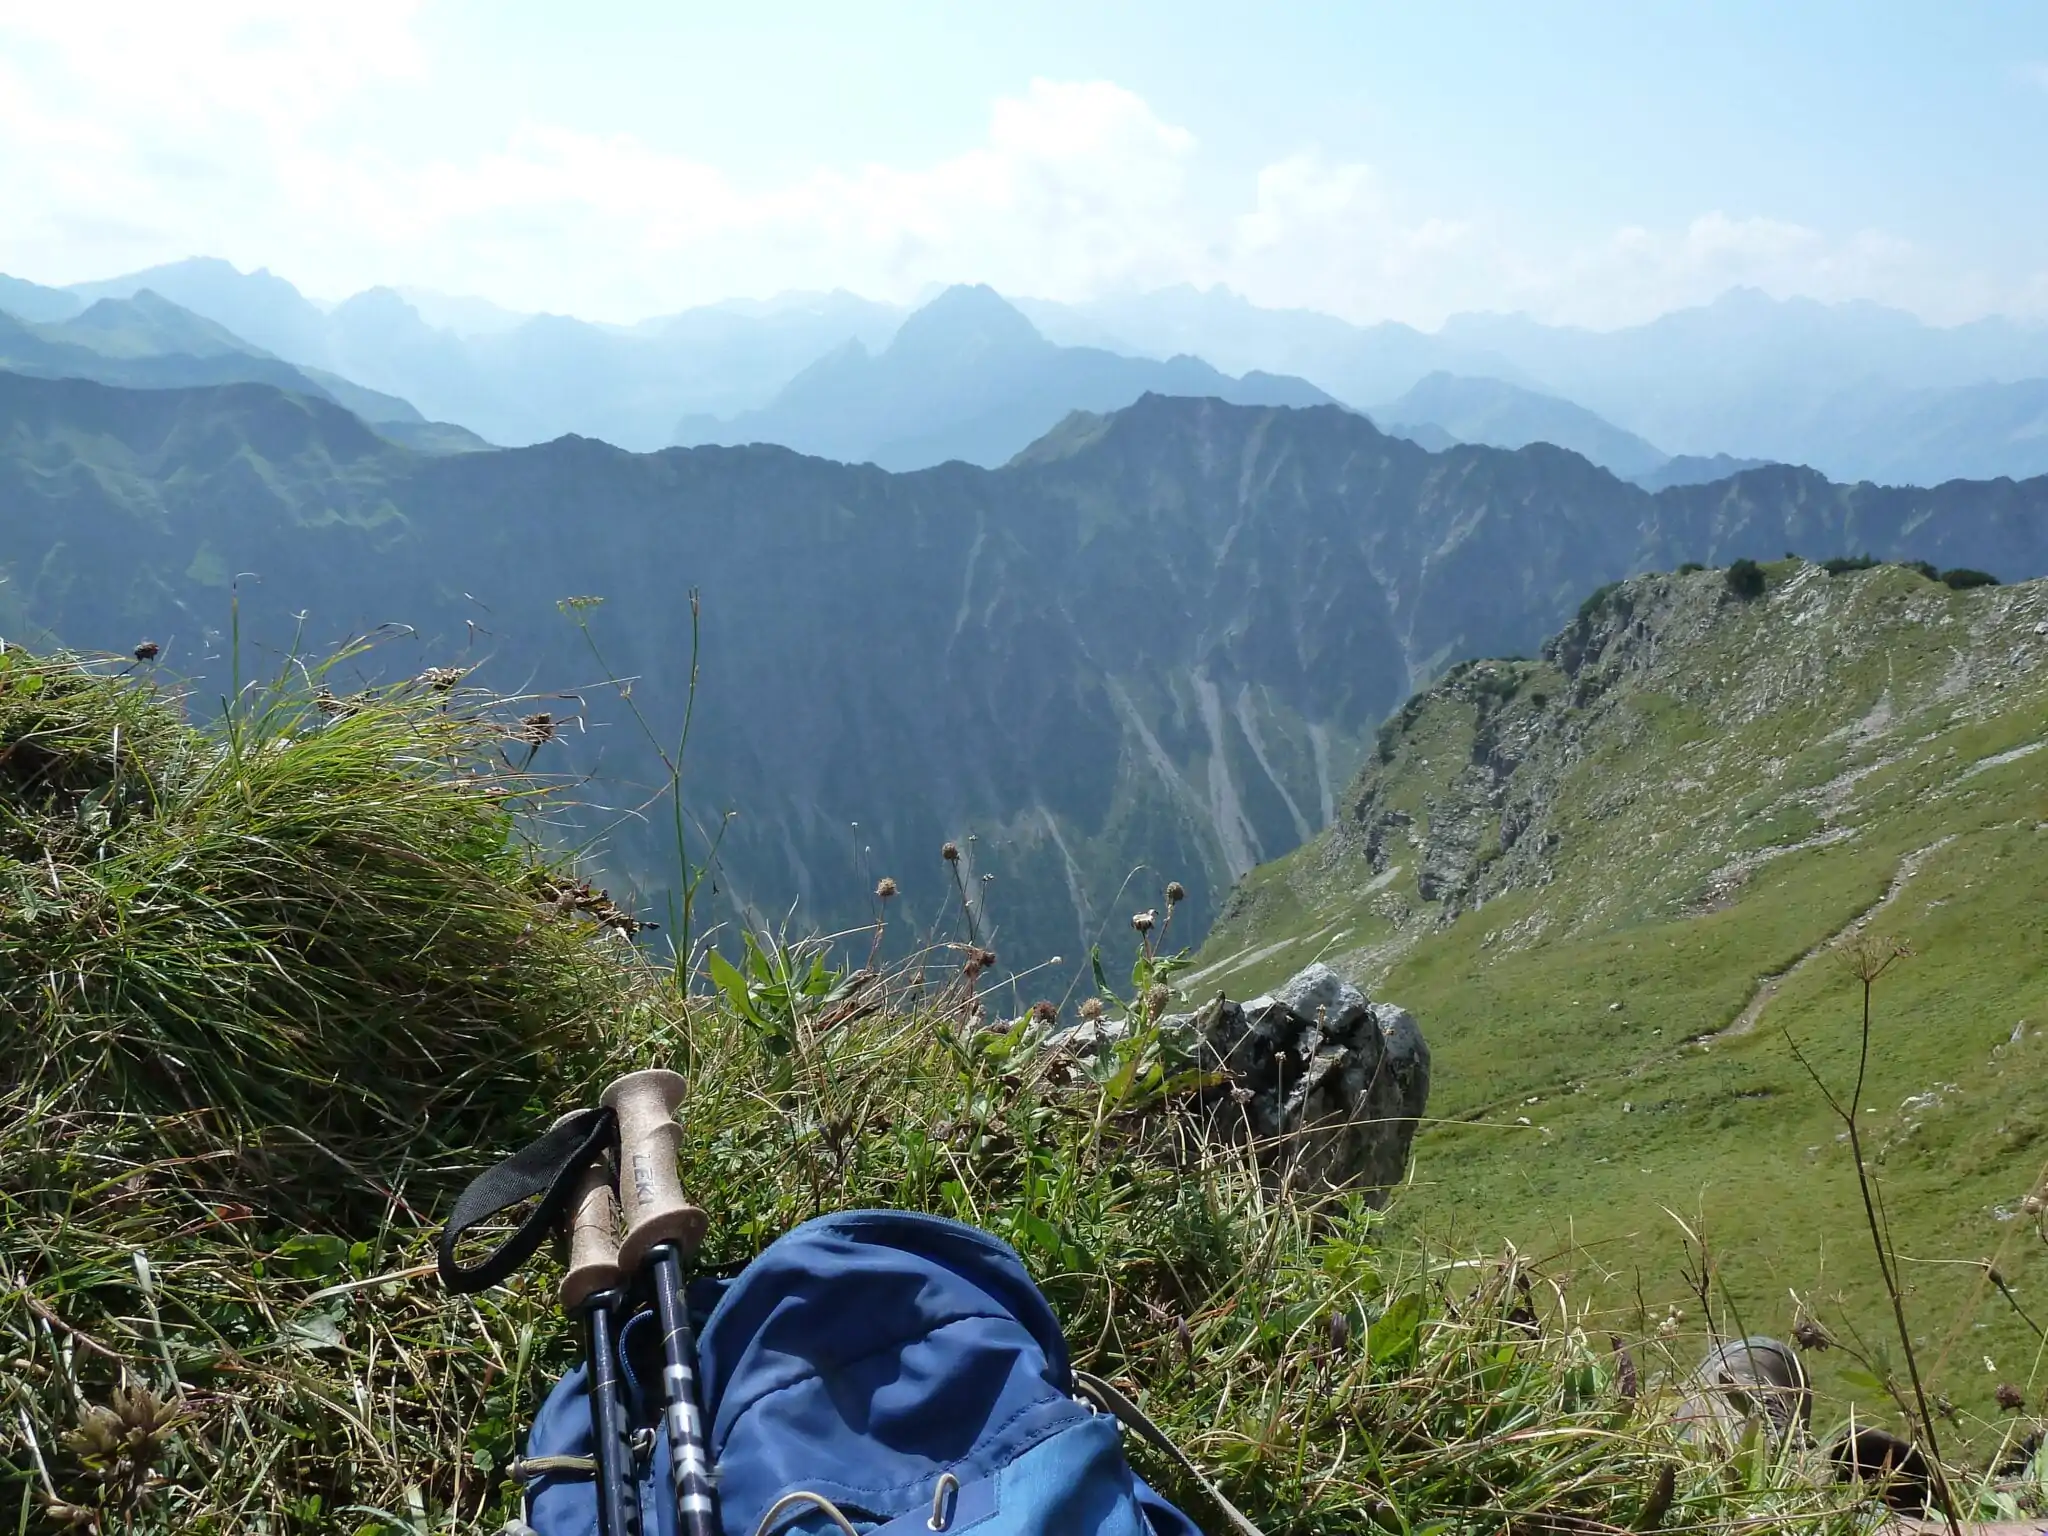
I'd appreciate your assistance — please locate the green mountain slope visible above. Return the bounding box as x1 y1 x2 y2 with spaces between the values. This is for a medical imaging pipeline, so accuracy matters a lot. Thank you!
5 372 2048 975
1196 561 2048 1427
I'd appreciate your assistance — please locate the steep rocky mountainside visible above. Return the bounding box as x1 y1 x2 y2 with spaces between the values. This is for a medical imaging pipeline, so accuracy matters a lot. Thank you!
1197 562 2048 1420
5 371 2048 971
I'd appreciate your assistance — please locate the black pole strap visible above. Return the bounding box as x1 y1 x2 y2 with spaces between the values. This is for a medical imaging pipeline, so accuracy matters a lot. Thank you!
438 1107 618 1294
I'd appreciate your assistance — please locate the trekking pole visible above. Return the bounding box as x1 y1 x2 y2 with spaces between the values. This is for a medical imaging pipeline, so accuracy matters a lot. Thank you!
603 1069 716 1536
554 1116 641 1536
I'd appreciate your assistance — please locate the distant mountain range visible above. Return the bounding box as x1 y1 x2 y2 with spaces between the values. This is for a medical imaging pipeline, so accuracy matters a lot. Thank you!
1029 284 2048 485
673 284 1337 469
17 257 905 450
5 370 2044 970
8 257 2048 484
1370 373 1672 481
0 287 486 453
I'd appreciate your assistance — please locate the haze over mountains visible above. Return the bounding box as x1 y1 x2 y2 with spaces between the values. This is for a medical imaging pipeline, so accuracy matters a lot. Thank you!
5 257 2048 485
4 368 2045 970
671 284 1336 470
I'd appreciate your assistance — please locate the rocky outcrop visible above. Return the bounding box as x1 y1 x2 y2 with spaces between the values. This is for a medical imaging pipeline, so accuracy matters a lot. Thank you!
1192 963 1430 1198
1055 961 1429 1200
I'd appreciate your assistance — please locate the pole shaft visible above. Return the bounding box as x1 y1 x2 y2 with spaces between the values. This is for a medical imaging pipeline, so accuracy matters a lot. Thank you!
649 1242 718 1536
582 1289 641 1536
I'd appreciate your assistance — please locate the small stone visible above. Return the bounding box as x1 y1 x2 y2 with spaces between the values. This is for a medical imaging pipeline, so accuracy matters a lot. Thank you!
1608 1001 1624 1012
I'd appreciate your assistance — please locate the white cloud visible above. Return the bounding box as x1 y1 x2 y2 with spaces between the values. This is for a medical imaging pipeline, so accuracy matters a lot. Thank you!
367 80 1208 318
0 5 2032 328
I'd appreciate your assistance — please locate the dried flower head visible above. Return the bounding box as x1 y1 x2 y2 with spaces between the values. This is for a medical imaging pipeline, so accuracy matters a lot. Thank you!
1078 996 1105 1022
974 947 998 970
132 640 160 662
875 877 898 900
1030 1000 1058 1024
63 1382 185 1497
415 665 467 692
1165 880 1186 904
1132 909 1156 934
1791 1317 1832 1352
519 711 557 746
1996 1382 2027 1412
942 841 960 862
1146 984 1171 1017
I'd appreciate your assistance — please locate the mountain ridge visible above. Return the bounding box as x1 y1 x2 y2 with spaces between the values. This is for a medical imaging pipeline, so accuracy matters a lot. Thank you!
1372 371 1671 479
27 259 2048 482
672 284 1341 469
5 370 2048 969
1193 559 2048 1427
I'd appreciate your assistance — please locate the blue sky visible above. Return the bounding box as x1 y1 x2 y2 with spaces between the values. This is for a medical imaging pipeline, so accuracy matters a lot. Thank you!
1 1 2043 326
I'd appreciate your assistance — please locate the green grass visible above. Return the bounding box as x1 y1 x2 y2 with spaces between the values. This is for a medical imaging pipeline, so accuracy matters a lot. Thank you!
0 645 622 1194
1196 564 2048 1454
2 647 1952 1535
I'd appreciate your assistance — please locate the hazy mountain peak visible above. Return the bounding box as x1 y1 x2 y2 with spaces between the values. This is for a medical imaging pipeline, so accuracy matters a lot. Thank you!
0 273 85 324
63 289 265 359
332 285 425 322
66 257 329 367
1375 371 1669 478
391 286 531 336
887 283 1048 362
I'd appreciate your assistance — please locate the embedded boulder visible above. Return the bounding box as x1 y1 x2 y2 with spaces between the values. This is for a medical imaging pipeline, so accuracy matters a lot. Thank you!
1189 961 1430 1200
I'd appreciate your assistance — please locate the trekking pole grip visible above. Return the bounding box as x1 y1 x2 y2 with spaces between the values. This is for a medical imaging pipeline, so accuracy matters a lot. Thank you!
550 1114 625 1312
601 1069 707 1274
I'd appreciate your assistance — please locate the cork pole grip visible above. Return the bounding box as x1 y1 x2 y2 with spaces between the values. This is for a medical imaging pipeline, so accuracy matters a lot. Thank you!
601 1069 707 1274
550 1113 625 1311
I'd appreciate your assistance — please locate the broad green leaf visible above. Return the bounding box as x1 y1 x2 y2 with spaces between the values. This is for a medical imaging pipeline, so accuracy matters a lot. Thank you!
1369 1290 1425 1366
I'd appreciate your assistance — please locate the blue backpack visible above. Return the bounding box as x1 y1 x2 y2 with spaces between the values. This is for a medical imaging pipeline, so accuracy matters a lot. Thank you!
504 1210 1261 1536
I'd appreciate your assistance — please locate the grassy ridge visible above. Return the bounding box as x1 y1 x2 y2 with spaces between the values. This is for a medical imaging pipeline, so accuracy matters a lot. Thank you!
1196 561 2048 1448
1 651 1896 1534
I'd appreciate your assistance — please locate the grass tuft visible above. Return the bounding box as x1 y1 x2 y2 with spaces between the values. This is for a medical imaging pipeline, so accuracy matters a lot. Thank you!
0 647 623 1195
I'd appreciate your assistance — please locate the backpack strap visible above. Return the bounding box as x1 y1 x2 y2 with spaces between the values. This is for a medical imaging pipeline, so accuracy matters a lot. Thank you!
1072 1371 1269 1536
437 1108 617 1293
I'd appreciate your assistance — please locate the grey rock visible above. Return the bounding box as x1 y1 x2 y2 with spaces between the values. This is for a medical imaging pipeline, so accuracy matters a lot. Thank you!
1674 1335 1811 1450
1270 963 1371 1035
1038 962 1430 1201
1047 1015 1133 1056
1197 962 1430 1201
